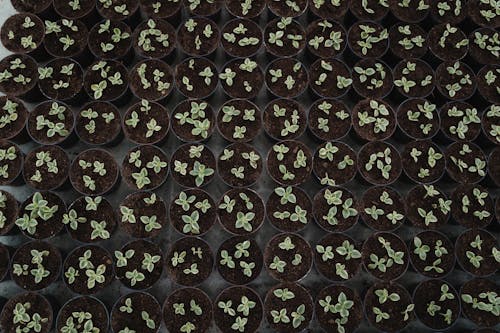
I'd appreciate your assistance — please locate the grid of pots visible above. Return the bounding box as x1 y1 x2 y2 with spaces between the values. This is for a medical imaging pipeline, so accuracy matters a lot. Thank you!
0 0 500 333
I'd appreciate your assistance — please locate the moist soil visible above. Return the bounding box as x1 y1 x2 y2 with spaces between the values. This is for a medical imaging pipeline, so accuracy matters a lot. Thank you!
267 0 307 17
435 61 476 100
88 20 132 59
111 292 161 333
350 0 389 20
76 101 121 145
397 98 440 139
56 297 108 333
455 229 498 276
348 22 388 58
264 18 306 57
430 0 467 24
414 279 460 329
306 19 346 58
406 185 450 229
129 59 174 100
11 0 52 13
178 17 219 56
489 148 500 186
54 0 96 19
216 236 263 284
226 0 266 17
0 189 19 235
163 288 212 333
115 240 163 289
352 59 393 98
218 143 262 187
83 60 128 101
27 101 74 144
119 191 167 239
460 278 500 327
310 59 351 97
308 99 351 141
314 233 362 281
218 188 265 235
186 0 223 16
0 292 53 333
132 19 176 58
122 145 169 191
266 185 312 232
428 23 468 61
313 187 358 232
358 141 402 185
362 232 408 280
316 285 363 333
0 141 23 186
175 58 218 98
172 99 214 142
96 0 139 20
309 0 349 19
166 237 214 286
440 101 481 141
0 96 28 140
221 18 262 57
446 142 486 184
409 231 455 278
18 191 65 239
477 65 500 103
393 59 435 97
66 196 117 243
264 233 312 282
402 140 445 183
23 145 70 190
469 28 500 65
140 0 182 18
0 13 44 53
170 144 216 188
11 241 61 290
124 100 169 144
170 188 216 236
313 142 357 185
389 0 429 22
389 23 428 59
38 58 83 101
0 244 8 280
217 99 261 143
0 54 38 96
263 99 307 140
265 59 308 98
214 286 263 333
468 0 500 28
267 140 312 186
352 98 396 141
44 19 88 58
220 59 263 99
451 184 494 228
360 186 405 231
70 149 119 195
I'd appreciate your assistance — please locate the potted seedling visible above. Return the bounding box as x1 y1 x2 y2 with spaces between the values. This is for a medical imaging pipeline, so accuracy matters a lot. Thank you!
406 184 451 229
178 17 219 56
490 148 500 186
430 0 467 23
393 59 434 97
267 140 312 186
483 104 500 144
96 0 139 20
441 101 481 141
310 59 352 98
11 0 52 14
352 59 393 98
389 0 430 22
455 229 499 276
308 99 351 141
264 17 305 57
267 0 308 16
446 142 487 183
217 99 262 143
63 245 114 295
0 292 53 333
170 143 216 188
364 282 414 332
389 23 428 59
38 58 84 102
132 18 176 59
347 21 388 58
129 59 174 101
83 60 128 102
175 58 218 99
70 149 119 195
163 287 213 333
221 18 263 58
88 20 132 60
170 188 216 236
306 19 346 58
362 232 409 280
402 140 445 183
226 0 266 17
0 96 28 140
470 28 500 65
216 236 263 284
308 0 350 19
0 14 44 55
122 145 169 191
0 243 8 282
316 284 363 333
218 188 265 235
124 100 169 145
172 100 214 142
468 0 500 27
76 101 122 145
313 187 359 232
54 0 96 20
11 241 61 291
265 58 308 99
360 186 405 231
43 19 88 58
451 184 494 228
266 185 312 232
166 236 214 286
23 145 70 190
0 141 23 186
313 141 357 186
350 0 389 20
56 296 109 333
478 66 500 103
436 61 476 100
111 292 161 333
428 23 469 60
264 233 312 282
397 98 440 139
0 54 39 99
119 192 167 238
140 0 182 18
218 143 263 187
64 195 116 243
114 239 163 290
214 286 263 333
409 230 455 278
0 190 19 235
27 101 74 145
219 58 263 99
358 141 402 185
15 191 65 239
413 279 460 329
460 278 500 327
263 99 306 141
185 0 223 15
315 233 362 281
264 283 313 333
352 99 396 141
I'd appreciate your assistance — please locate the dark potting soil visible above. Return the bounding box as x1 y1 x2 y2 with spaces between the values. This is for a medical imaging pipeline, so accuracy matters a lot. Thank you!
217 99 262 143
406 185 450 229
362 232 409 280
170 188 216 236
263 98 307 140
214 286 263 333
56 296 109 333
27 101 74 145
218 188 265 235
121 145 169 191
76 101 122 145
396 98 440 139
23 145 70 190
217 142 263 187
0 13 44 54
0 140 23 186
216 236 263 284
111 292 161 333
409 231 456 278
308 99 351 141
451 184 494 228
38 58 83 101
359 186 406 231
221 18 262 58
0 189 19 235
266 185 312 232
455 228 498 276
163 287 213 333
402 140 445 184
440 101 481 141
0 292 53 333
313 141 357 185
